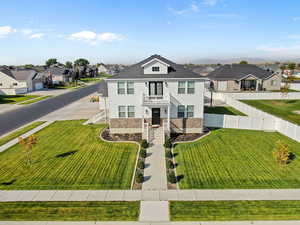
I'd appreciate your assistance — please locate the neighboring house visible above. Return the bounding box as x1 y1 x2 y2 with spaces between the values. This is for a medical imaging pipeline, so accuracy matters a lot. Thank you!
97 63 109 74
0 68 43 95
188 65 218 76
99 54 207 135
43 66 74 84
208 64 282 92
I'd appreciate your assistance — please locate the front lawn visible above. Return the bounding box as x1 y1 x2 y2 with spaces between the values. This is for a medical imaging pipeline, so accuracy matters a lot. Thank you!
0 201 139 221
0 121 45 146
19 95 52 105
170 201 300 221
80 77 102 83
0 95 40 104
0 120 138 190
241 99 300 125
173 128 300 189
204 106 246 116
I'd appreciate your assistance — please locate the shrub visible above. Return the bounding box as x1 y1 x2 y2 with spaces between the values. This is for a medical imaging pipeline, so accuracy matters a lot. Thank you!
164 137 172 149
273 140 291 165
138 161 145 169
165 150 173 159
136 172 144 183
166 160 174 169
141 139 149 149
140 149 147 158
168 171 177 184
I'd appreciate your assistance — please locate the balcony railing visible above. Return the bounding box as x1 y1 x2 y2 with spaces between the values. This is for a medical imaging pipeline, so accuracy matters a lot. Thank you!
142 93 170 106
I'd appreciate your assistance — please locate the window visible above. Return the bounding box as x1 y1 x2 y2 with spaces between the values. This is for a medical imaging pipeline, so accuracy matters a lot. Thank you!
177 105 185 118
127 82 134 94
152 66 160 72
127 106 135 118
187 105 194 118
13 83 18 86
0 83 2 86
178 81 186 94
118 106 126 118
271 80 277 86
117 82 125 94
187 81 195 94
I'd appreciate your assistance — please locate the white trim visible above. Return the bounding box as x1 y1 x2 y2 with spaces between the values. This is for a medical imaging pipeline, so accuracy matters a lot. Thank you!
141 58 170 68
107 77 209 82
236 74 260 81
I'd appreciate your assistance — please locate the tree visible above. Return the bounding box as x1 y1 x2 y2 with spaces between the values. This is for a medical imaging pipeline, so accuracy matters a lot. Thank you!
74 58 90 67
65 61 73 69
287 63 296 73
45 58 58 67
273 140 290 165
239 60 248 64
24 64 34 69
18 135 37 166
280 65 286 74
282 74 296 94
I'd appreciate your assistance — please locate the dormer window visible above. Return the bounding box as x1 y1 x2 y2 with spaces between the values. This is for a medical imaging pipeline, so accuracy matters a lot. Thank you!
152 66 160 72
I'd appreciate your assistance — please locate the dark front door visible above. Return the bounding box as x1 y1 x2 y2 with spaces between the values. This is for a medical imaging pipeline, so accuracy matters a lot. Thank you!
152 108 161 125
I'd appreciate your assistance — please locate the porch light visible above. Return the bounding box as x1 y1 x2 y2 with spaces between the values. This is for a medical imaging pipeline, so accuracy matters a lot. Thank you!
165 82 168 87
164 108 167 114
145 82 148 87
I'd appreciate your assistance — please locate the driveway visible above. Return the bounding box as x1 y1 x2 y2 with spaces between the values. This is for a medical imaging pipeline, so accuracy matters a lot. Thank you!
0 82 101 136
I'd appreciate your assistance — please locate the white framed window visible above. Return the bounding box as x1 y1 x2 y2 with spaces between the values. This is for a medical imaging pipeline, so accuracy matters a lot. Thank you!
177 105 185 118
152 66 160 72
127 106 135 118
117 82 125 94
187 105 194 118
13 83 18 86
118 106 126 118
178 81 186 94
187 81 195 94
127 82 134 94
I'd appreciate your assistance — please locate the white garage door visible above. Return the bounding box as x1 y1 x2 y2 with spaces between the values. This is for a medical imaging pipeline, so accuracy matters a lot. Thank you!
218 81 227 91
35 82 43 90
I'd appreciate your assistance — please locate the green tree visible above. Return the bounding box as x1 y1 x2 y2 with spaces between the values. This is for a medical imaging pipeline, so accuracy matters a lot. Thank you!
287 63 296 72
65 61 73 69
24 64 34 69
74 58 90 67
239 61 248 65
45 58 58 67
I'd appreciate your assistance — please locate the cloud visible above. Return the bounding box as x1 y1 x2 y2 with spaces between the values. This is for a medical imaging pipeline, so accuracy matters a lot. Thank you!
257 44 300 57
29 33 44 39
69 30 123 45
287 34 300 40
202 0 218 6
293 17 300 21
0 26 16 38
20 28 33 35
168 2 199 15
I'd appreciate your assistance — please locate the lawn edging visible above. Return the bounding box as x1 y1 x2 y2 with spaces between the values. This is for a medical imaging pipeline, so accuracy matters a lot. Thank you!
99 127 141 190
170 130 212 189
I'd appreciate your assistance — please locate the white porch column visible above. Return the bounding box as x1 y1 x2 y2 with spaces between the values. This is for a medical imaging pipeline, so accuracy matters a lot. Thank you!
167 105 170 133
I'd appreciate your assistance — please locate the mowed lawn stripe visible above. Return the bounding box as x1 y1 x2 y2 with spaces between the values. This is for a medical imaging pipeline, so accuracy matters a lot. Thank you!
0 120 138 190
174 128 300 189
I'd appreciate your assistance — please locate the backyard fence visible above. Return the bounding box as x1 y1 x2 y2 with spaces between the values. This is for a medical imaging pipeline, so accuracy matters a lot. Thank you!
206 92 300 143
212 91 300 100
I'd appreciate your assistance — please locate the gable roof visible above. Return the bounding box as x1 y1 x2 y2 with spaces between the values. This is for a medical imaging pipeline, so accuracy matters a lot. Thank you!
207 64 275 81
45 67 72 76
106 54 203 80
0 68 36 81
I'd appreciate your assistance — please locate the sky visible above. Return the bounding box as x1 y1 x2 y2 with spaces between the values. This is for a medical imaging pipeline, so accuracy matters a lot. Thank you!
1 0 300 65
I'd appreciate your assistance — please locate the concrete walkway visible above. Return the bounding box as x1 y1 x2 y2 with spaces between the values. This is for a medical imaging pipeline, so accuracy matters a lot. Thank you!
142 127 168 191
0 121 53 153
2 189 300 202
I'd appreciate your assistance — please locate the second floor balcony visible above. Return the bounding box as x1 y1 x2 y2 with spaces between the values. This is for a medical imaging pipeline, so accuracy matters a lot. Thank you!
142 93 170 106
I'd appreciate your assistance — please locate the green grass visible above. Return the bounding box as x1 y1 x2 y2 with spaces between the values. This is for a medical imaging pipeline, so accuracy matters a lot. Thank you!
19 95 52 105
0 95 40 104
80 77 102 83
0 201 139 221
241 99 300 125
173 128 300 189
0 120 138 190
204 106 246 116
170 201 300 221
0 121 45 146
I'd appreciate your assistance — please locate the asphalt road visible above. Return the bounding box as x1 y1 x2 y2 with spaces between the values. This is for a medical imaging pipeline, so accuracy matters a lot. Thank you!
0 82 100 136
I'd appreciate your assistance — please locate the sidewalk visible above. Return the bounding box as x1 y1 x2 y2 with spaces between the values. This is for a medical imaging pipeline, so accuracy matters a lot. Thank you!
142 127 168 191
0 121 53 153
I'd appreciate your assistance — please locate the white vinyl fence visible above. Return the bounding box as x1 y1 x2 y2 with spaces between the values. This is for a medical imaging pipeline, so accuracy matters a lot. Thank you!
212 91 300 100
206 93 300 143
290 83 300 91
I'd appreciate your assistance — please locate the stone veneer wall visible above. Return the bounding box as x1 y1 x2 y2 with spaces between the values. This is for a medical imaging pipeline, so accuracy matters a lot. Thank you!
170 118 203 133
110 118 142 134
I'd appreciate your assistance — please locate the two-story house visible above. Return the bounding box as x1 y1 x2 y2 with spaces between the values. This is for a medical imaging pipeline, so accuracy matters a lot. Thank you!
99 55 207 136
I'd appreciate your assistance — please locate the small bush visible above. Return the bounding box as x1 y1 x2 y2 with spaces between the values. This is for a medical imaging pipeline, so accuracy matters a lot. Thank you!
165 150 173 159
141 139 149 149
273 140 291 165
166 160 174 169
164 137 172 149
140 149 147 158
136 172 144 183
168 171 177 184
138 161 145 169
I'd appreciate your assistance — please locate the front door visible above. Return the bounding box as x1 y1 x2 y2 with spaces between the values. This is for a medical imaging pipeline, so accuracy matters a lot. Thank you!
152 108 161 125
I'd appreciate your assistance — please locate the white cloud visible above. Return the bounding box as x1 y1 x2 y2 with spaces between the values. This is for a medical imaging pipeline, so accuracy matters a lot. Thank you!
69 30 123 45
29 33 44 39
168 2 199 15
0 26 16 38
202 0 218 6
257 44 300 57
20 28 33 35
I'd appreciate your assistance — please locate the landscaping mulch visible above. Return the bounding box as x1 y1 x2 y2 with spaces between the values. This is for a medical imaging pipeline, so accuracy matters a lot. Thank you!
102 128 142 142
171 131 208 143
